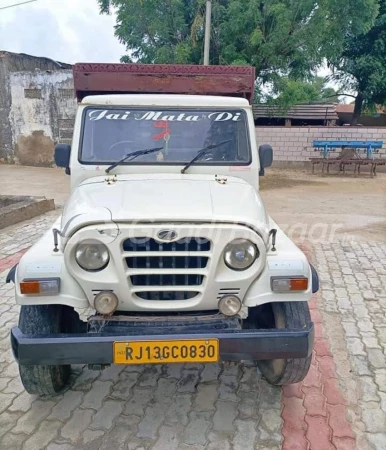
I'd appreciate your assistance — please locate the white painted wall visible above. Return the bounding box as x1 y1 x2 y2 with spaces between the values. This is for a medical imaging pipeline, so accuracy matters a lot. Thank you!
8 70 76 164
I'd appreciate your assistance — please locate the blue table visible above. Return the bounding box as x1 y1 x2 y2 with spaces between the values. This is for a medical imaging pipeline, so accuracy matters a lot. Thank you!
313 140 384 159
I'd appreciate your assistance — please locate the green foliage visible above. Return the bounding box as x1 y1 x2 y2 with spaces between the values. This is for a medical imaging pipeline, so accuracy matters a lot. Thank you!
262 77 341 109
329 0 386 122
98 0 207 64
98 0 378 80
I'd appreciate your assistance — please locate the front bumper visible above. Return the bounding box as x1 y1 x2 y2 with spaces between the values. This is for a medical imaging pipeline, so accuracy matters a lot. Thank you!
11 324 314 365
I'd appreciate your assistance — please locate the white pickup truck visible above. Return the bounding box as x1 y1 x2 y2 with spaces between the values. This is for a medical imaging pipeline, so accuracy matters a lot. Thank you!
8 64 318 395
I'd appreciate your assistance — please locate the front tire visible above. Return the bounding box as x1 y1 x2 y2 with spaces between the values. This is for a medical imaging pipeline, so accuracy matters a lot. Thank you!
257 302 312 385
18 305 71 396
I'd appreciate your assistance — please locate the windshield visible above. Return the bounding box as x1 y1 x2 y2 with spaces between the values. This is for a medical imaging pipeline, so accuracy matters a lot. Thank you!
80 108 251 165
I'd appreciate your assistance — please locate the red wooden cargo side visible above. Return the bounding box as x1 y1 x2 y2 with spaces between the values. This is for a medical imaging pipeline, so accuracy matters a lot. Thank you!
73 63 255 104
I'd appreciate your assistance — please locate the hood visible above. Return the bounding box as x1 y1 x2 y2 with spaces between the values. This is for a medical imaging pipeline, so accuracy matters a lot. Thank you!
61 174 269 241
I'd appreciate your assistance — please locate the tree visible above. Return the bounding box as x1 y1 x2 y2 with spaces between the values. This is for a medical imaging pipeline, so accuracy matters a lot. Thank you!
329 0 386 124
98 1 378 79
263 77 341 108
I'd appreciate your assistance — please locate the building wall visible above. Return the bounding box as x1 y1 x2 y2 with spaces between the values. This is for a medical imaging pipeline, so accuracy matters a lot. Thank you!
9 71 75 166
256 126 386 165
0 52 74 167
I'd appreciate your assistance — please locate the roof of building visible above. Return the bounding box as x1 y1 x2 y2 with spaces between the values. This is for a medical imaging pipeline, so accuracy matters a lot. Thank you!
336 104 354 113
336 104 386 115
252 103 339 120
0 50 72 69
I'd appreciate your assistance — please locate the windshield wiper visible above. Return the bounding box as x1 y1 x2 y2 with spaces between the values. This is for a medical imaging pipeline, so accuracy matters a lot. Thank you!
105 147 164 173
181 140 232 174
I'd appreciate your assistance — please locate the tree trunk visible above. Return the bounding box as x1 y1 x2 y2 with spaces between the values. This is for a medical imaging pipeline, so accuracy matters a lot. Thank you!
351 93 363 125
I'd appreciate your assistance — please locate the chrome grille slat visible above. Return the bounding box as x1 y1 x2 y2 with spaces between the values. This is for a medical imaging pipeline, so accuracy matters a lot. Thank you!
126 257 208 269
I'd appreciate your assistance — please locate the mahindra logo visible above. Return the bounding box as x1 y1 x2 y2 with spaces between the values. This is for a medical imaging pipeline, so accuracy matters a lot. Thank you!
157 229 178 241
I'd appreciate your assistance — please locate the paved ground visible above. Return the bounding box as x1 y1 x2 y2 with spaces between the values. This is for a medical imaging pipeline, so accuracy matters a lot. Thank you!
0 165 385 449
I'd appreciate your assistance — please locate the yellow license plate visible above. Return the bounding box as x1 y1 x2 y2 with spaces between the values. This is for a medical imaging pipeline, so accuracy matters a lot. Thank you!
114 339 219 364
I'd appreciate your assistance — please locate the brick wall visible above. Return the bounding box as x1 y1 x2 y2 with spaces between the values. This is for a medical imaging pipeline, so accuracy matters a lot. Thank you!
256 127 386 165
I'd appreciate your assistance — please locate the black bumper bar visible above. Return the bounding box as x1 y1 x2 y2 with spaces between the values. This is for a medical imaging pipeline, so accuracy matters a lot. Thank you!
11 324 314 365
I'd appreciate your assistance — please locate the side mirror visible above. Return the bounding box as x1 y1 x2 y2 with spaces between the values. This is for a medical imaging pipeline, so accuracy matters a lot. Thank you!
258 144 273 176
54 144 71 174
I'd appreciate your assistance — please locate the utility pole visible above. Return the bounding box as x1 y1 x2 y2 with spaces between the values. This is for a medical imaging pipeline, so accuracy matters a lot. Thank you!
203 0 212 65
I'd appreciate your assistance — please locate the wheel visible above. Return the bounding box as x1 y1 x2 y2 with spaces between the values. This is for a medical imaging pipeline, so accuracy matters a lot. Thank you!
256 302 312 385
18 305 71 396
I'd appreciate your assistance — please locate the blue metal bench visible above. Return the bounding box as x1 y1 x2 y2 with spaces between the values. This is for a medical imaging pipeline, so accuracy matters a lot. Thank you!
310 140 385 176
313 140 383 159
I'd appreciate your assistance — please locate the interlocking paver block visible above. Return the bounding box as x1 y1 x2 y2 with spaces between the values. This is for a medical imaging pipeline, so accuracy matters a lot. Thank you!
21 420 61 450
99 415 140 450
81 380 112 410
183 411 211 446
11 400 55 434
48 390 83 421
153 377 178 404
258 408 283 442
0 410 21 438
218 374 239 402
164 394 192 426
237 391 260 419
60 408 94 442
153 424 183 450
137 403 166 439
7 391 35 413
0 431 28 450
177 369 200 393
207 432 231 450
91 399 124 430
194 383 218 411
98 364 125 381
212 400 237 432
123 386 153 416
138 365 162 387
233 420 258 450
81 428 105 446
362 404 386 433
110 371 140 399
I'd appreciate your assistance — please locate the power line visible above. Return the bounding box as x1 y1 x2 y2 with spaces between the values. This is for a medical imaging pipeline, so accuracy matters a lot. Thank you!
0 0 37 11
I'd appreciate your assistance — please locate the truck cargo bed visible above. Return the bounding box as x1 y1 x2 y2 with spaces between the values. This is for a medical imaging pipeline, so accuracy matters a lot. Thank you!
73 63 255 103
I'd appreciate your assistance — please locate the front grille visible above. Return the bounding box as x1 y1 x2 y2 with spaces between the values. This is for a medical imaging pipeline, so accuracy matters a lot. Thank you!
123 236 211 299
136 291 199 301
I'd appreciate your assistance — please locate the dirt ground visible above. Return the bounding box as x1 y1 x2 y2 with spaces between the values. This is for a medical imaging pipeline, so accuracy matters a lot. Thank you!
0 164 385 242
260 168 386 243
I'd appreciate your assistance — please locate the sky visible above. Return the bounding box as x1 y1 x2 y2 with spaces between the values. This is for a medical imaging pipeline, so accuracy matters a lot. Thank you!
0 0 126 63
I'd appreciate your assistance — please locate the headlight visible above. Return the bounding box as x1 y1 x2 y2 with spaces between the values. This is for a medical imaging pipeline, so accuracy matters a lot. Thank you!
75 240 110 271
224 239 258 270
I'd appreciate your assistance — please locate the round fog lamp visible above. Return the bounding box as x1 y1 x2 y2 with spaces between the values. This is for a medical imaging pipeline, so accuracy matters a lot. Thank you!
218 295 242 317
94 291 118 315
